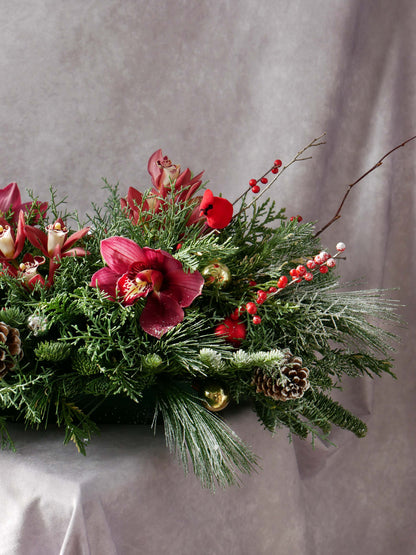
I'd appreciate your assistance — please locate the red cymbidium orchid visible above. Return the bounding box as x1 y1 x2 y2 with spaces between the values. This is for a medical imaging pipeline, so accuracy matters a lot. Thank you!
199 189 233 229
24 217 90 285
0 182 47 226
121 150 204 225
1 253 46 290
0 212 26 261
90 236 204 338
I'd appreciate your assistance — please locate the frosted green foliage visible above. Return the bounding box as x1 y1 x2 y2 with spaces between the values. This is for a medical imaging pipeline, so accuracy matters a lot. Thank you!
199 348 224 372
230 349 287 371
155 383 258 490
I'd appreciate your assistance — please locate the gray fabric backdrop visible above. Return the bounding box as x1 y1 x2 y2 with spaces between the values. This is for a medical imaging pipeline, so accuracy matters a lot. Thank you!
0 1 415 554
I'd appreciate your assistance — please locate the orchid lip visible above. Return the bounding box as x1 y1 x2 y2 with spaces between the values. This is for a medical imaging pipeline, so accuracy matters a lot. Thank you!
0 225 15 258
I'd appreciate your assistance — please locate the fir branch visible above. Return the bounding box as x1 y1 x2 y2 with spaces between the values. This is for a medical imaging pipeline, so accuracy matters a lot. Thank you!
155 382 258 490
0 416 15 451
302 390 367 438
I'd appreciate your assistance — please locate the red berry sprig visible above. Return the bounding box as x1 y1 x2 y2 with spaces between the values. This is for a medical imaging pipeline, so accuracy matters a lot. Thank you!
229 242 345 333
248 158 283 194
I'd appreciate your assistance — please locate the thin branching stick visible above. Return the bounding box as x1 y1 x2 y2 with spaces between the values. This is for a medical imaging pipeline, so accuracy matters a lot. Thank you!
314 135 416 238
233 133 327 218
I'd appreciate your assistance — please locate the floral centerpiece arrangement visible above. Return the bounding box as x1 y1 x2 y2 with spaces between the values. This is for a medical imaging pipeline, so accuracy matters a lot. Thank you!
0 135 412 489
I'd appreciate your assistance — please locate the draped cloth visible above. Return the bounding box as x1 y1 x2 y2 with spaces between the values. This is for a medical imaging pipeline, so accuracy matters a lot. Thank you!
0 1 414 553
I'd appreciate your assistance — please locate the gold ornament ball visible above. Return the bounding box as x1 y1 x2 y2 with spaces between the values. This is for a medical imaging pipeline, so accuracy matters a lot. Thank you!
203 382 230 412
201 261 231 288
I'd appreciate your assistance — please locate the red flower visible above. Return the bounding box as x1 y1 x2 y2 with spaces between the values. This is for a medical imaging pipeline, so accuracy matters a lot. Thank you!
0 212 26 260
0 182 47 226
199 189 233 229
24 217 90 285
215 317 246 346
121 150 204 225
90 236 204 338
1 253 46 290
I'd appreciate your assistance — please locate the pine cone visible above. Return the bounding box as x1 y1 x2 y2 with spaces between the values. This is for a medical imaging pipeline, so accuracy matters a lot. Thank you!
253 351 310 402
0 321 23 379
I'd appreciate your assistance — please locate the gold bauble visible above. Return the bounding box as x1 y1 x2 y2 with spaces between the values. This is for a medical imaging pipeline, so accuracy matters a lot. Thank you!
203 382 230 412
201 261 231 288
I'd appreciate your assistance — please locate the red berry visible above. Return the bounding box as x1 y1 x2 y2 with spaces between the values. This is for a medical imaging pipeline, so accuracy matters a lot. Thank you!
319 265 329 274
268 286 277 293
246 302 257 314
249 280 257 286
277 275 288 288
251 185 260 194
271 167 279 174
314 254 324 265
176 243 182 250
274 159 282 167
289 268 299 278
249 179 257 186
304 272 313 281
320 251 330 262
306 259 316 270
260 177 268 184
256 290 268 304
296 265 306 276
230 309 240 321
252 315 262 325
297 215 303 222
290 216 295 221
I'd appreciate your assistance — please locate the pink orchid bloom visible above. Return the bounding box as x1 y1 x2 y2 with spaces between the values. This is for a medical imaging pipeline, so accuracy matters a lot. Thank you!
90 236 204 338
0 212 26 260
18 253 46 288
0 182 47 226
24 217 90 285
121 150 204 225
199 189 233 229
24 218 90 260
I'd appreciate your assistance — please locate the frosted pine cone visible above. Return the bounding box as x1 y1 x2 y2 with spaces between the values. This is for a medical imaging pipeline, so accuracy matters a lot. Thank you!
253 351 310 402
0 322 23 379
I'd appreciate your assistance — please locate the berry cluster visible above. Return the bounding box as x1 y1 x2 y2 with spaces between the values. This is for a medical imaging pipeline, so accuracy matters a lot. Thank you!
249 159 282 194
276 242 346 289
246 242 346 327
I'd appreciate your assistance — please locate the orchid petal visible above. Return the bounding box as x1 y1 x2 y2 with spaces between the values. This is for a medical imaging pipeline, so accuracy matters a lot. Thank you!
139 291 184 338
24 224 48 256
63 226 90 251
61 247 88 258
163 269 204 307
90 267 119 299
100 236 145 273
14 211 26 258
0 183 21 215
147 149 163 188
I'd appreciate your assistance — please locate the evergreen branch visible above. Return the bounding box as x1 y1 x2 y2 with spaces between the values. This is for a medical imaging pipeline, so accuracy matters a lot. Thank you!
155 383 258 490
302 391 367 438
0 416 15 451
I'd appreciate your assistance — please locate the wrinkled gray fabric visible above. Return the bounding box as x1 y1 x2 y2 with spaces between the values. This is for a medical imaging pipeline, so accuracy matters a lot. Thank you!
0 1 414 554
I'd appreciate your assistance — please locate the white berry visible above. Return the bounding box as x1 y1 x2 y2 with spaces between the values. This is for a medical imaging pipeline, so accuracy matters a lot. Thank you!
326 258 336 268
336 242 346 252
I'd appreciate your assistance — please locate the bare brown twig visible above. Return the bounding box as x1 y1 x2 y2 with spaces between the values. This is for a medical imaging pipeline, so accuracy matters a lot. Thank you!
314 135 416 238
